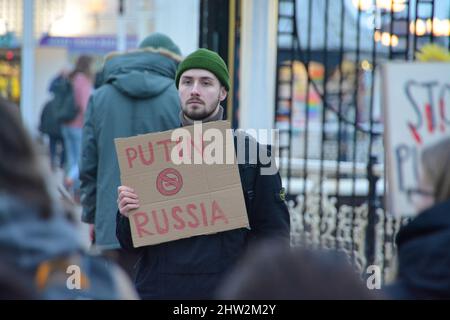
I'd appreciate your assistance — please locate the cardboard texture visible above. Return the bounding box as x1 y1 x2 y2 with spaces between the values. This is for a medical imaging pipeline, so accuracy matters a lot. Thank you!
115 121 249 247
382 62 450 216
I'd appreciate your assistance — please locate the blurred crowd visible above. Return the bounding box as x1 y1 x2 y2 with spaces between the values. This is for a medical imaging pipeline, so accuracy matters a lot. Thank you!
1 33 450 301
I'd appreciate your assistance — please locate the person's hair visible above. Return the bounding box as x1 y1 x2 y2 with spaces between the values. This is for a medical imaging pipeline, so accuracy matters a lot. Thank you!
217 241 378 300
0 97 52 218
70 55 93 79
421 137 450 204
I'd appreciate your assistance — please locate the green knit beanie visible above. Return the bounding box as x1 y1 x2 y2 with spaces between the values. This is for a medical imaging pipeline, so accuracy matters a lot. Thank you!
139 32 181 56
176 48 230 91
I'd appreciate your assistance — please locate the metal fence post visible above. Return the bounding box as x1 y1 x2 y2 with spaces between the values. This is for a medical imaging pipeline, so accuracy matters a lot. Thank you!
365 155 379 271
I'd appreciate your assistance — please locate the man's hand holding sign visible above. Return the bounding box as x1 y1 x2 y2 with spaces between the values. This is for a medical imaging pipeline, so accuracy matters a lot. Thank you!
118 186 139 218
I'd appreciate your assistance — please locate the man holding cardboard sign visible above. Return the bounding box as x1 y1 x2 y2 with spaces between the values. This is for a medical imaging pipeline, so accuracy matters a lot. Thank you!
115 121 250 248
116 49 290 299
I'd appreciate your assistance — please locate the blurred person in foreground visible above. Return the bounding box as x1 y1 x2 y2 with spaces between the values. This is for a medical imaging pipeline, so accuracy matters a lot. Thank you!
0 262 38 299
385 137 450 299
216 241 378 300
0 97 137 300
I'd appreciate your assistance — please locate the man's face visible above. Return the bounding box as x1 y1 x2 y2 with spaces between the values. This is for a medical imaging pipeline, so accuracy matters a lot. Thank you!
178 69 227 121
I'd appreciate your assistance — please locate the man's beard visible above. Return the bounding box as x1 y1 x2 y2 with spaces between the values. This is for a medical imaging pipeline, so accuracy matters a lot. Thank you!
184 97 220 121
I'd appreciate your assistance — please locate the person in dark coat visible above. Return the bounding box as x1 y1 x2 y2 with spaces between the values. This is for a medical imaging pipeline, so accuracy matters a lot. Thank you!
385 137 450 299
79 33 183 275
39 73 67 170
116 49 291 299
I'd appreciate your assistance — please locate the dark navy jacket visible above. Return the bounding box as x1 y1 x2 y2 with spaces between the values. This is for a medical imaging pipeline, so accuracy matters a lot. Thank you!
116 136 290 299
385 200 450 299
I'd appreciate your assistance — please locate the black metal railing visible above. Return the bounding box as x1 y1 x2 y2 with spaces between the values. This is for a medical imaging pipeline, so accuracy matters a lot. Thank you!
276 0 449 281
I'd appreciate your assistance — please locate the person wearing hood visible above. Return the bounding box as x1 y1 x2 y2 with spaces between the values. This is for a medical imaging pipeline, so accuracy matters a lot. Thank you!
79 33 182 275
0 97 137 299
385 137 450 299
115 49 290 299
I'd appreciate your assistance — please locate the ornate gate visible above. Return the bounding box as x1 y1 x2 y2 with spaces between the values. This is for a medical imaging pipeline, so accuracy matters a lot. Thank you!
275 0 450 282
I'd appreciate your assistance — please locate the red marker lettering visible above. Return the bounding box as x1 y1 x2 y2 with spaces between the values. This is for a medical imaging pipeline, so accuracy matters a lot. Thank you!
157 139 173 163
200 203 208 227
126 147 137 169
152 209 169 235
408 123 422 145
138 142 155 166
425 103 434 133
133 212 154 238
186 204 200 228
172 206 186 230
211 200 228 225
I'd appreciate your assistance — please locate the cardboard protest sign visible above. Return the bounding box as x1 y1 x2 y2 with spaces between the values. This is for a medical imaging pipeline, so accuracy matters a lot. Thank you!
382 62 450 216
115 121 249 247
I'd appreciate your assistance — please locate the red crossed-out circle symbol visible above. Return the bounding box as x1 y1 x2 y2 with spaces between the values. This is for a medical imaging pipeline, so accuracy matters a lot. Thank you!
156 168 183 196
